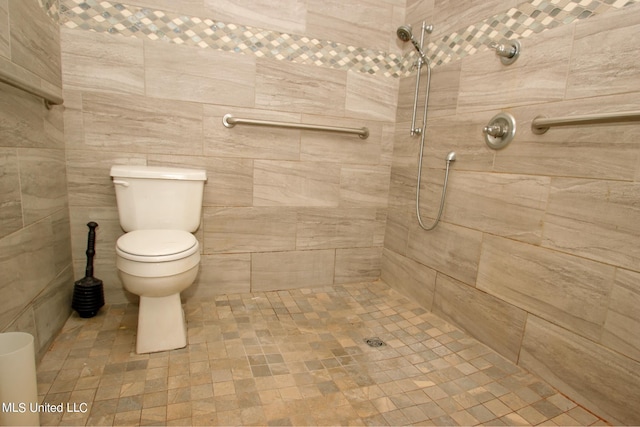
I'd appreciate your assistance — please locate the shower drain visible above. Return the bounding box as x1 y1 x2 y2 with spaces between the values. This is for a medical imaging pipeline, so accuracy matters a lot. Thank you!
364 337 386 348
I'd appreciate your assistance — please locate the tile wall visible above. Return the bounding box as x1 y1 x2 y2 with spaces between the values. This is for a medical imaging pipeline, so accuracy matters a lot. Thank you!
383 1 640 424
59 0 639 304
3 0 639 423
56 0 640 76
0 0 72 359
60 0 397 305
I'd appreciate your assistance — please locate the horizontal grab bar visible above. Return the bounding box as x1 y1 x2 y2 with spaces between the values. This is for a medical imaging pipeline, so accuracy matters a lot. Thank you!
532 110 640 134
0 70 64 109
222 114 369 139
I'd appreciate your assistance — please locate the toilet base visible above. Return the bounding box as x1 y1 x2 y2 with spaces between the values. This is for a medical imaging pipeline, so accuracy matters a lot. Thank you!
136 294 187 354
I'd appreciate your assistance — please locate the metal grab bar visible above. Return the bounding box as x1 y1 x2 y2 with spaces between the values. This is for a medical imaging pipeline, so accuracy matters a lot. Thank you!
532 110 640 134
0 71 64 109
222 114 369 139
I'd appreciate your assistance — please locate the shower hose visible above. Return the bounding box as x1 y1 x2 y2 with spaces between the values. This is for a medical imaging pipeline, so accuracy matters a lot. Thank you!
414 58 455 231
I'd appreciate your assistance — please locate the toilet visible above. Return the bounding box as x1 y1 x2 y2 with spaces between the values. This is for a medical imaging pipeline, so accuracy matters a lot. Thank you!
110 165 207 354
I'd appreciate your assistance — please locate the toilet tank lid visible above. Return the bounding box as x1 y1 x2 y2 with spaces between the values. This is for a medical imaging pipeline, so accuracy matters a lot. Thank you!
110 165 207 181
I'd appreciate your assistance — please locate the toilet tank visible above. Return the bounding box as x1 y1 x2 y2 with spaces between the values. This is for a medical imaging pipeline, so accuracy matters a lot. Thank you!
110 165 207 232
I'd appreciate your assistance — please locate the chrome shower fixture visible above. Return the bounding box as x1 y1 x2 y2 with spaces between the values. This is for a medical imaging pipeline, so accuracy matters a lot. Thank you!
446 151 457 162
397 21 434 137
415 151 457 231
396 23 433 62
397 22 453 232
489 40 521 65
396 24 413 42
483 112 517 149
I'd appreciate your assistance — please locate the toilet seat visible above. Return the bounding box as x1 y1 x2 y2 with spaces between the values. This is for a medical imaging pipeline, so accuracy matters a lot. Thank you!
116 229 198 262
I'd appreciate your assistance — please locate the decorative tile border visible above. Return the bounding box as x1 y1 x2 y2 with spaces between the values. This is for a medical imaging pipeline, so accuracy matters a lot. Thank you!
57 0 405 77
430 0 639 66
55 0 638 77
38 0 60 21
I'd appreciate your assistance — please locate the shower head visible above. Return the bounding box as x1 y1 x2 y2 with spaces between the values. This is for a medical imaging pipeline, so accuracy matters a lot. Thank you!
396 25 413 42
446 151 457 162
396 24 428 62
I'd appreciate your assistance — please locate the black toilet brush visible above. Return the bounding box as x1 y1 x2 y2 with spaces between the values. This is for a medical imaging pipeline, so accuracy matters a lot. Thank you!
72 221 105 318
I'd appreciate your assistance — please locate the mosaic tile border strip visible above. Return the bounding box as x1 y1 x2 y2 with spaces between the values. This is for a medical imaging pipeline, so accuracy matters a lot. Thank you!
58 0 405 77
38 0 59 21
57 0 638 77
431 0 639 66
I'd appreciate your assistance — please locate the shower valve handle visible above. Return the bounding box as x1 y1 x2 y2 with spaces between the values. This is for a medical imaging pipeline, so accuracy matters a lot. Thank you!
483 124 507 138
483 112 517 150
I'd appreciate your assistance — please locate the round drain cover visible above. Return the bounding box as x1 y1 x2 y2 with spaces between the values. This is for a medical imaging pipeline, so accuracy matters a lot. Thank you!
364 337 386 347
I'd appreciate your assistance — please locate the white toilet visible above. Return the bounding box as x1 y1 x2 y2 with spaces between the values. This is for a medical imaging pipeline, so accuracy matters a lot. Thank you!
110 165 207 354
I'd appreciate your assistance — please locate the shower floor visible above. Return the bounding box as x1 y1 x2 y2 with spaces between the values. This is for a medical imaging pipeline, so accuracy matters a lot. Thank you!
37 281 607 426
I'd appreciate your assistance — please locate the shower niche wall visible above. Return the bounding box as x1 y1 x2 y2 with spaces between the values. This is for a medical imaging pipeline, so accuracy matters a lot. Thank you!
383 2 640 425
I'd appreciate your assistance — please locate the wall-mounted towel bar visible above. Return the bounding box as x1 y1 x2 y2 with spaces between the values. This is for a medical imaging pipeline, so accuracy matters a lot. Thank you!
222 114 369 139
532 110 640 134
0 70 64 109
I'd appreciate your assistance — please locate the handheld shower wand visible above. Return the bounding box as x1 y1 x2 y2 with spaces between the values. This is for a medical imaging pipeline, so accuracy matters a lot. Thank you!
397 22 454 231
396 24 431 63
397 22 433 136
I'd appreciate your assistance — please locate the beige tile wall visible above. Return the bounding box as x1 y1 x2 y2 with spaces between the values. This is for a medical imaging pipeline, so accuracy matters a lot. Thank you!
130 0 394 54
382 2 640 424
7 0 638 422
0 1 9 59
520 316 640 426
7 0 60 84
0 0 72 360
61 4 396 305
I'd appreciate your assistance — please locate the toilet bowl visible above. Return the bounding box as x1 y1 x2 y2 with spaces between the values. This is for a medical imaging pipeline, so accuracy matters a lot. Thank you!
110 165 206 354
116 229 200 354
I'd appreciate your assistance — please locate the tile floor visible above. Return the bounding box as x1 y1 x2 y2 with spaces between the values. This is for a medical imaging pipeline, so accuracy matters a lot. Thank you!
37 281 608 426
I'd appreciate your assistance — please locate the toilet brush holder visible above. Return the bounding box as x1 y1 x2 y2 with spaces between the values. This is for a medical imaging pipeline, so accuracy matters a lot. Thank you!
72 221 105 318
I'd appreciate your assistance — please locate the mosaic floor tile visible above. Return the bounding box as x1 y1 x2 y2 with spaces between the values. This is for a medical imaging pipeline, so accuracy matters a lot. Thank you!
37 281 609 426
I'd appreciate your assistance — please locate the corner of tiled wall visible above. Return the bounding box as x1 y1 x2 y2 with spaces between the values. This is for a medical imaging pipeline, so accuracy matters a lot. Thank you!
0 0 72 361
